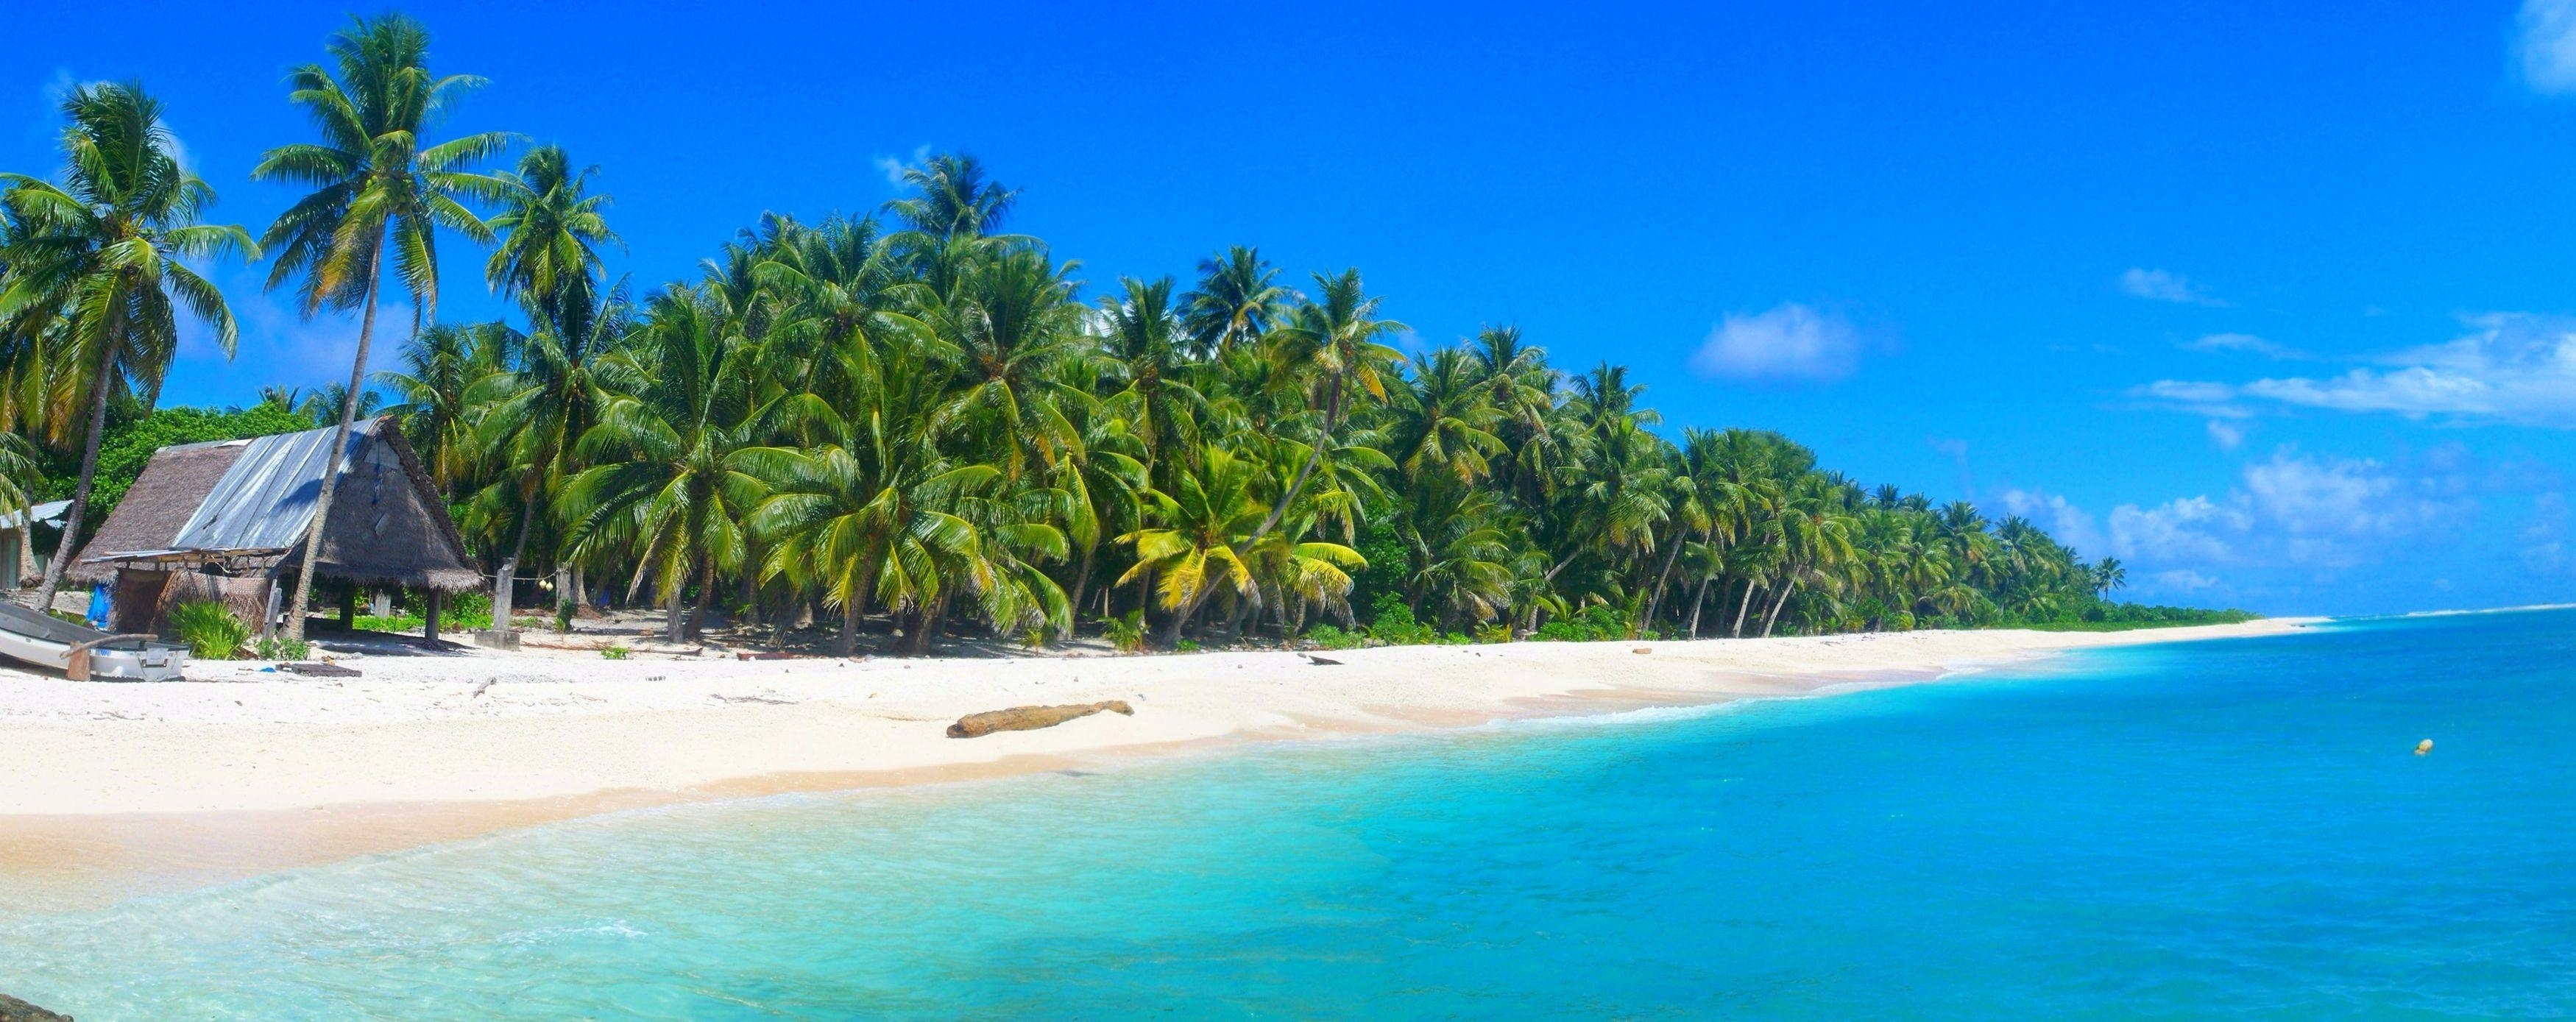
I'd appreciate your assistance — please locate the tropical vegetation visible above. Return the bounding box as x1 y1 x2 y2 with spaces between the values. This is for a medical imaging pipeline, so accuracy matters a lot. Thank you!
0 15 2252 653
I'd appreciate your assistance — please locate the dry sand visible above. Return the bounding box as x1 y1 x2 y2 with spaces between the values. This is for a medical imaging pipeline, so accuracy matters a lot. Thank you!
0 620 2314 909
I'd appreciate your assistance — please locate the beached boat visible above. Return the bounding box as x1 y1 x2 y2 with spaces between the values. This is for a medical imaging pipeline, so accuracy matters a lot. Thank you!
0 599 187 681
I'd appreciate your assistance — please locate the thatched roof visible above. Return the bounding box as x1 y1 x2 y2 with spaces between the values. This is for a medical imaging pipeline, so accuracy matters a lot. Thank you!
71 417 479 591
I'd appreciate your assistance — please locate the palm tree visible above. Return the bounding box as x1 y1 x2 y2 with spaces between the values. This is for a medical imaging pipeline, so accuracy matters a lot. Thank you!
465 285 627 633
254 13 509 638
1 82 257 612
1255 270 1403 539
375 320 511 498
1119 444 1278 645
885 152 1017 243
1181 246 1287 358
2091 557 2127 597
481 145 620 333
559 285 765 639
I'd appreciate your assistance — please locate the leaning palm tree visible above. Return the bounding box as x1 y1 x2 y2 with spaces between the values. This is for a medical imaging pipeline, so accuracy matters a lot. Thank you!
254 13 509 638
1 82 257 611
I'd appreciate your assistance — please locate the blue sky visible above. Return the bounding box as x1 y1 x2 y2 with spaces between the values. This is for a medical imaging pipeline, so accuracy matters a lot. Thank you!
9 1 2576 616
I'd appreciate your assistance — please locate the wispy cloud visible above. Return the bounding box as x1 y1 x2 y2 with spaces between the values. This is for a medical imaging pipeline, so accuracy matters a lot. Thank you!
2206 419 2246 450
2118 267 2227 307
872 144 932 188
1989 447 2480 593
1688 302 1862 381
2518 0 2576 93
2143 313 2576 427
2183 332 2306 359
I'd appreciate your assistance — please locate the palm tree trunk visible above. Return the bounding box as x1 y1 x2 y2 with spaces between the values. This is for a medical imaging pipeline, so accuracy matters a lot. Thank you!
31 355 118 614
1732 580 1759 637
495 496 536 636
832 564 876 657
286 244 385 640
1638 528 1687 639
1160 571 1221 648
663 578 685 641
1685 575 1712 638
688 554 715 639
1245 380 1342 545
1761 578 1798 638
1068 538 1097 626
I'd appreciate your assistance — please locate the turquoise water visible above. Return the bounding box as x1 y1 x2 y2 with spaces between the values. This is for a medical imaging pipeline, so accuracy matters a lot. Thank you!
6 611 2575 1018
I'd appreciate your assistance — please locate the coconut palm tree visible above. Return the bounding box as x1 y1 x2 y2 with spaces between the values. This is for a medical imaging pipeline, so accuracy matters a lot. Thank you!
481 145 620 333
375 320 512 498
464 285 628 631
1255 269 1403 536
1181 246 1288 358
560 286 766 639
1 82 258 612
254 13 510 637
885 152 1016 243
1119 444 1270 646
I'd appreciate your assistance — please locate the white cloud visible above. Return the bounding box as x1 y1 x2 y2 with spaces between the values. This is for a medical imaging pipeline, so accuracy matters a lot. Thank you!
2519 0 2576 93
2137 313 2576 427
2141 569 2223 597
2119 267 2226 306
2107 495 2247 565
872 144 932 188
2184 333 2304 359
1994 487 2105 558
2131 378 2254 419
2000 448 2476 583
2206 419 2246 450
1689 302 1861 381
2240 448 2472 549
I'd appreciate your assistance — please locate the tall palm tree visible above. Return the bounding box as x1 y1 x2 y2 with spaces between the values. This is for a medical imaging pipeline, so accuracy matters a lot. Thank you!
481 145 619 332
465 285 628 631
1 82 257 611
254 13 509 638
1181 246 1287 358
885 152 1017 243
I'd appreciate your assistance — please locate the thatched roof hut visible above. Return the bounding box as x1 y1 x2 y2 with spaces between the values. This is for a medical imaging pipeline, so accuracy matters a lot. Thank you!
71 416 478 592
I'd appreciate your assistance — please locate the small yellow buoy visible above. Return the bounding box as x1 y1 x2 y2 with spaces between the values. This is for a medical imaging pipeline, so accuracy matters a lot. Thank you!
2416 739 2434 756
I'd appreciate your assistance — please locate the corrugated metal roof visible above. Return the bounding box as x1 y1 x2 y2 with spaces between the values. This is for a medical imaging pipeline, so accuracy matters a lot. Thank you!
166 419 381 553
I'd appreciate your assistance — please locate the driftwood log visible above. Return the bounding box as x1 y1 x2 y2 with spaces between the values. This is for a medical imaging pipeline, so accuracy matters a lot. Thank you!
946 700 1134 739
0 993 71 1021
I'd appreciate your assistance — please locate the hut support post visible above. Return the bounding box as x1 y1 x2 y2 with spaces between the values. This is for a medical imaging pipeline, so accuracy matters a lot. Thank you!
424 590 442 643
339 587 355 628
261 578 283 639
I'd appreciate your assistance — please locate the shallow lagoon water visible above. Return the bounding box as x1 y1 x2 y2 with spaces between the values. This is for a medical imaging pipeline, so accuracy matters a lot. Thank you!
5 610 2573 1018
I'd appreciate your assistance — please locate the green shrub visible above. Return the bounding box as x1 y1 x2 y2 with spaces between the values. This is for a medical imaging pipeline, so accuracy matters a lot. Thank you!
1303 623 1365 650
1103 611 1146 653
1473 622 1512 644
1364 595 1438 645
1531 604 1632 642
601 645 631 660
1175 638 1202 653
256 635 311 661
170 601 250 660
556 602 576 634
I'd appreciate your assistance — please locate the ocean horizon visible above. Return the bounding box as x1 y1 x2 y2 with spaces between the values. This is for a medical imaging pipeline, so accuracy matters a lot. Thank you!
5 610 2572 1018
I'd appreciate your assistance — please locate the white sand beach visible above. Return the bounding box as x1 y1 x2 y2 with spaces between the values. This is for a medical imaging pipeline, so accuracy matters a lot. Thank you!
0 620 2312 907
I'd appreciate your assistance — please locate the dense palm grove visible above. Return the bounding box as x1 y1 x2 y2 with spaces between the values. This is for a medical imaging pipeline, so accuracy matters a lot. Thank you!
0 16 2243 654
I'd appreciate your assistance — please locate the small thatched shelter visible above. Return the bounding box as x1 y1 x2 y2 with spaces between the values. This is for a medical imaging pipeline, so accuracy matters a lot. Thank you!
70 416 477 636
